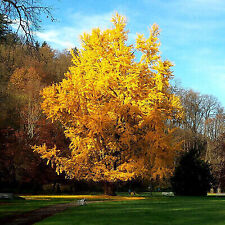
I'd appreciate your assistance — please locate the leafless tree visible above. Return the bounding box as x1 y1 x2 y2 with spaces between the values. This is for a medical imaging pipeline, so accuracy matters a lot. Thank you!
0 0 55 43
172 86 224 152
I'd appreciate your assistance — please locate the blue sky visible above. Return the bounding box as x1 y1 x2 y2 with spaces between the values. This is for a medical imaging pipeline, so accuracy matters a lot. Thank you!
36 0 225 107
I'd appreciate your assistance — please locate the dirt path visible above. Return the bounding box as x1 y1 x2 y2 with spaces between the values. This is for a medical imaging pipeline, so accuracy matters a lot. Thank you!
0 201 78 225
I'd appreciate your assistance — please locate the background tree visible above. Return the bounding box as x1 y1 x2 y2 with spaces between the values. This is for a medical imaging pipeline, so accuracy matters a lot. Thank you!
205 132 225 191
171 148 214 196
172 86 224 149
0 16 21 129
0 16 73 192
204 108 225 141
33 13 183 195
0 13 12 41
35 43 72 84
9 66 42 137
176 89 219 150
0 125 68 193
171 85 225 191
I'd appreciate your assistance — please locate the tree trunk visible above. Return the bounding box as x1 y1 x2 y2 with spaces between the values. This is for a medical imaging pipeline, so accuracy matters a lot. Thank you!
103 182 116 196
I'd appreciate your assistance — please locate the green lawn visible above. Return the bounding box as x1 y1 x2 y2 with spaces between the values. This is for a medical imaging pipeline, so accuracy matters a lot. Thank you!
0 198 72 218
36 196 225 225
0 193 143 219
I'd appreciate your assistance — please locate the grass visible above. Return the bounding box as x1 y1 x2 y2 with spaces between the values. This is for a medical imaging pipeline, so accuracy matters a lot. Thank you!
0 198 72 218
35 196 225 225
20 194 145 201
2 194 225 224
0 194 143 219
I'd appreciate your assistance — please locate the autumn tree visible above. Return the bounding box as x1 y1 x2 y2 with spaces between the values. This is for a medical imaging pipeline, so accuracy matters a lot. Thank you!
9 66 42 137
0 27 73 192
35 43 72 84
0 126 68 193
33 14 183 195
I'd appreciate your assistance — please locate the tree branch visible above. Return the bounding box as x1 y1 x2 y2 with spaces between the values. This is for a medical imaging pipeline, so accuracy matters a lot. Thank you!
0 0 55 44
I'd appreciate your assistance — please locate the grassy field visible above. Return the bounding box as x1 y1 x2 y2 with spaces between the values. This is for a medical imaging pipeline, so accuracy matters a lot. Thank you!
35 196 225 225
0 198 72 218
0 194 143 219
1 194 225 224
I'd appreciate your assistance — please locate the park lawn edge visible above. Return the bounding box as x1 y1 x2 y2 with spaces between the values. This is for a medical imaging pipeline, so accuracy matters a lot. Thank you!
19 195 145 201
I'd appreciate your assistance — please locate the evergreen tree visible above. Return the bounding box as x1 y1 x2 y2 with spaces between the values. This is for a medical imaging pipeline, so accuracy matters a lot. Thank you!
171 148 214 196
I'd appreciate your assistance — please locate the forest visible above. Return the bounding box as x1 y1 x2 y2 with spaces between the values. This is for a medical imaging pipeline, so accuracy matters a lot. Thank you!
0 11 224 195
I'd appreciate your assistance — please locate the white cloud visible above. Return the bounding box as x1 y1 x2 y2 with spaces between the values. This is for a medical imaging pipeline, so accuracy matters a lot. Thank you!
70 12 113 31
10 19 20 30
35 12 114 50
36 30 75 49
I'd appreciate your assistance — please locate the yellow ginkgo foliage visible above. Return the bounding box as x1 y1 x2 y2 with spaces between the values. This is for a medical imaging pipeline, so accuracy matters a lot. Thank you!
33 13 183 194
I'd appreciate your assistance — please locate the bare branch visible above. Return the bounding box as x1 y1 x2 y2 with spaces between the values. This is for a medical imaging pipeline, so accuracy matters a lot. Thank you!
0 0 55 43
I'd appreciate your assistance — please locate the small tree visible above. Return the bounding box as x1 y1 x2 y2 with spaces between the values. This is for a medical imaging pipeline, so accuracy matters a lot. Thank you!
171 148 213 196
33 13 183 195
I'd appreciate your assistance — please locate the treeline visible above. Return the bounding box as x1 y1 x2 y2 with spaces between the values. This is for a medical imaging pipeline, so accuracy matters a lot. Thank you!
0 13 224 193
0 14 73 193
172 85 225 191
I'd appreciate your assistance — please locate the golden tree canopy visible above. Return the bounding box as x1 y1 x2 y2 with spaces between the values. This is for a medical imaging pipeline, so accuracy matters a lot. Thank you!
33 13 183 183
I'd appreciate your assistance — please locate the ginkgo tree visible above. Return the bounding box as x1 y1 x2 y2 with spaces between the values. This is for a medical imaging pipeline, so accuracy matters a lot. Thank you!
33 13 183 195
